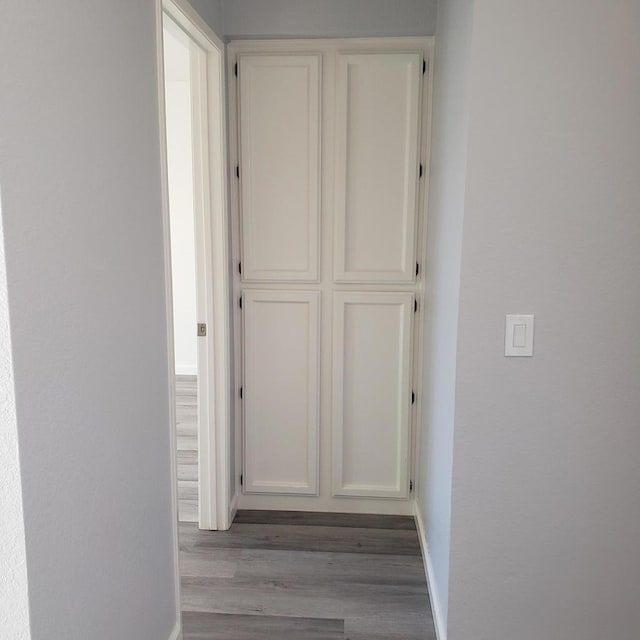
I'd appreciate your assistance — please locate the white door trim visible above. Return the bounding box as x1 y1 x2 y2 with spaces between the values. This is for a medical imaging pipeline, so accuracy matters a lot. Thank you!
162 0 232 534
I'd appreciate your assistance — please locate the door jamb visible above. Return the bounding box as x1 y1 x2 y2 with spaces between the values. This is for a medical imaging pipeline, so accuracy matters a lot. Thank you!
161 0 231 534
159 0 231 552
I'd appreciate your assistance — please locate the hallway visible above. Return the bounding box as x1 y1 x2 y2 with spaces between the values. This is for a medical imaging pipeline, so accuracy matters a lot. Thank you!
175 374 435 638
179 511 436 639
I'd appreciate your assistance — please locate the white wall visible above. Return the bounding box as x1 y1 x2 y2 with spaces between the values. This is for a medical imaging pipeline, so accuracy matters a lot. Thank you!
164 29 198 376
418 0 474 630
0 2 178 638
222 0 437 38
447 1 640 639
0 203 30 639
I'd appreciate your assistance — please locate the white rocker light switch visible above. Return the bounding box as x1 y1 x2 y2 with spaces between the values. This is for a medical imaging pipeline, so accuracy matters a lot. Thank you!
505 314 534 357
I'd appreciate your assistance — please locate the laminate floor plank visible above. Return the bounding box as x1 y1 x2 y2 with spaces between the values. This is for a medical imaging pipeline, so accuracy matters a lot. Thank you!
233 551 426 588
344 615 436 640
182 611 344 640
179 500 198 524
234 509 416 530
180 521 420 555
176 375 198 523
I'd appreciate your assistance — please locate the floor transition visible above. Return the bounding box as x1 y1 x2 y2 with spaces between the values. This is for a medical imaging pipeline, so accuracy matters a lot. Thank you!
175 376 436 639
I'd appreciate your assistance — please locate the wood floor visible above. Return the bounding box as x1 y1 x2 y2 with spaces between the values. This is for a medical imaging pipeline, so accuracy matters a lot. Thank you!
177 375 198 523
175 376 436 639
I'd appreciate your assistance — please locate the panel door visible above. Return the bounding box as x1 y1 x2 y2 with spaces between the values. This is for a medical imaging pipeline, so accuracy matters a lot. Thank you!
232 39 429 515
334 52 422 282
242 290 320 494
332 292 414 498
238 54 321 282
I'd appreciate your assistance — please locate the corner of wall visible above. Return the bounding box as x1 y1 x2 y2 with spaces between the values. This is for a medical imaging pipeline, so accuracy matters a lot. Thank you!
414 501 447 640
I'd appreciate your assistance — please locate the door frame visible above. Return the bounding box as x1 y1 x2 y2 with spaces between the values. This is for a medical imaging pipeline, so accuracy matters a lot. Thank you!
157 0 232 614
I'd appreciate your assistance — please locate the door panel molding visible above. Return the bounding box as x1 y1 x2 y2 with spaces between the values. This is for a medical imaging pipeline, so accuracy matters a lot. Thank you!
238 53 321 282
332 291 414 499
242 290 320 495
334 52 422 283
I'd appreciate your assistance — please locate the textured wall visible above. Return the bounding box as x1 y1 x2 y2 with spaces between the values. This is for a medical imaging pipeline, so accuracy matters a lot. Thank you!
0 2 178 638
448 2 640 639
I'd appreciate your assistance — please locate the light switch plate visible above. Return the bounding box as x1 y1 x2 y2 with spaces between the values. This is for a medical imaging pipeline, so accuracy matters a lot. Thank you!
505 314 534 356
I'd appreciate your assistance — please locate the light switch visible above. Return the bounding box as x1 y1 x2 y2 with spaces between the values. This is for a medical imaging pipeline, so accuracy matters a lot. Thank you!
512 323 527 348
505 314 534 356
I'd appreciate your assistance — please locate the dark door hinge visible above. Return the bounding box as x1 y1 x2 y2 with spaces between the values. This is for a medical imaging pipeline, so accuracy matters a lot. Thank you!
423 59 426 74
240 474 243 486
240 386 243 399
419 163 423 178
414 299 418 313
239 296 243 309
236 165 240 179
412 391 415 405
410 479 414 492
416 263 420 277
234 62 238 77
238 261 242 275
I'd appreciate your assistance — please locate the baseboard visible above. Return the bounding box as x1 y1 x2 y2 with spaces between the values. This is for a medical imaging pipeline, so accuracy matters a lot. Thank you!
229 494 238 525
175 364 197 376
169 620 182 640
413 501 447 640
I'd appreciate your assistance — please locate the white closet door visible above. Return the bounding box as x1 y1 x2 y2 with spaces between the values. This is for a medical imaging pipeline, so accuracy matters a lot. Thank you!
242 290 320 494
334 52 422 282
332 292 413 498
238 54 321 282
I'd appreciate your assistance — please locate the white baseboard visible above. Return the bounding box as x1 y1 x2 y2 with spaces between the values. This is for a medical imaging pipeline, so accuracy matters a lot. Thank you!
169 620 182 640
175 364 197 376
414 501 447 640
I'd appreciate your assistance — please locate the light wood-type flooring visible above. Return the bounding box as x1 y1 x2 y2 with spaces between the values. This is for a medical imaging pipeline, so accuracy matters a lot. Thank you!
175 376 436 639
177 375 198 522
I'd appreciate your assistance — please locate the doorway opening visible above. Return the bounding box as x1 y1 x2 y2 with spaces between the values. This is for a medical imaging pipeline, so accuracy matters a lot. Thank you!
159 0 232 540
163 19 199 523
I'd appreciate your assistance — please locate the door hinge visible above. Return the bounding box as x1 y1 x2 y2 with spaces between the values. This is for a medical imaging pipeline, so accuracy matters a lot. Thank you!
239 296 243 309
240 473 243 486
419 163 423 178
197 322 207 337
239 386 243 399
410 479 414 492
412 390 415 405
416 262 420 277
414 299 418 313
238 261 242 275
236 165 240 179
234 62 238 77
423 59 426 74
